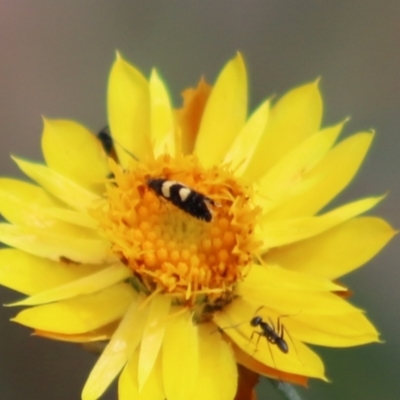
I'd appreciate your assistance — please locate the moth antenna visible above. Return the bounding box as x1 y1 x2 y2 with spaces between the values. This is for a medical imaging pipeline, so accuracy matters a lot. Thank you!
97 126 140 162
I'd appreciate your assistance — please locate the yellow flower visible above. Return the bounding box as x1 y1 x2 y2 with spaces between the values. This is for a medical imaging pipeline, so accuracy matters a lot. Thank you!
0 53 395 400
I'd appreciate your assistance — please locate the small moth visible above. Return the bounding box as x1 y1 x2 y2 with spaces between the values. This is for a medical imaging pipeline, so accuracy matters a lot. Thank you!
147 178 216 222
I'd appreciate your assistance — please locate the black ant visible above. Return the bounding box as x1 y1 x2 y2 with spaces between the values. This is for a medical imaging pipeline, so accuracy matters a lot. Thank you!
250 315 289 354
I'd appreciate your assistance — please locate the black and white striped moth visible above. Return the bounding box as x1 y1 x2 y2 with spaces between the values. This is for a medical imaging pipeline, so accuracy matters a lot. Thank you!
147 178 216 222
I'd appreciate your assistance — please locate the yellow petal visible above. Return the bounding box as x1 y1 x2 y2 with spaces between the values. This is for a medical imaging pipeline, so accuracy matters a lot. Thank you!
8 263 131 306
194 53 247 167
223 99 270 175
44 207 98 229
192 323 237 400
108 53 152 166
266 217 396 279
237 271 361 316
258 196 384 249
150 69 175 157
0 223 114 264
12 156 100 211
13 282 135 334
266 132 373 220
242 264 344 293
35 321 118 343
119 348 165 400
244 80 322 182
41 119 110 192
0 178 97 232
231 341 308 386
285 312 380 347
0 249 100 295
162 308 199 400
82 295 147 400
257 120 345 213
0 178 60 227
138 295 171 391
214 298 326 379
250 335 325 380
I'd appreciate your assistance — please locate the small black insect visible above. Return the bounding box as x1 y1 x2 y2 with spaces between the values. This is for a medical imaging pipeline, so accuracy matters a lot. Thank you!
250 315 289 354
147 178 216 222
97 126 117 179
97 126 139 161
97 126 115 156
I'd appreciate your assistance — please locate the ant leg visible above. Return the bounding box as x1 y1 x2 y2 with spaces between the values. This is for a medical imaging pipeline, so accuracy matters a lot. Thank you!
250 330 263 355
266 341 279 375
250 328 280 377
268 316 277 335
276 314 292 339
280 324 305 368
218 320 247 333
250 330 261 344
276 315 284 339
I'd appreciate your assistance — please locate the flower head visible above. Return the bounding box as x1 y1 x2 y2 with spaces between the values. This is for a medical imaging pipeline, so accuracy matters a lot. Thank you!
0 53 395 400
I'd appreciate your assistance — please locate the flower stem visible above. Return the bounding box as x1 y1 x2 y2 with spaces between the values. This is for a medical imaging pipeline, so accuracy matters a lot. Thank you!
269 380 304 400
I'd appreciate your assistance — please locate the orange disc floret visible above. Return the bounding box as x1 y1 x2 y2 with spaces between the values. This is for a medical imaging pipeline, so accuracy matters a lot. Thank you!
94 154 261 304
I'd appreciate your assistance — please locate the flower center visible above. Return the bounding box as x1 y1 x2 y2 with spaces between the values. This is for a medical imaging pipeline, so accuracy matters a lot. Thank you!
95 154 261 307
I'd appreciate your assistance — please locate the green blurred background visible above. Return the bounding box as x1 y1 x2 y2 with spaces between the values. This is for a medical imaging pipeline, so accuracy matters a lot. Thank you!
0 1 399 399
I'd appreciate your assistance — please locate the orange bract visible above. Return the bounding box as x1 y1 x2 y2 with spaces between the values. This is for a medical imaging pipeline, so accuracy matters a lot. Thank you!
177 77 212 154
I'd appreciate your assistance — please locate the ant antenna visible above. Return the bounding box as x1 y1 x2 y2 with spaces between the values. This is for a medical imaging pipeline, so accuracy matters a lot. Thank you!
214 319 248 334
